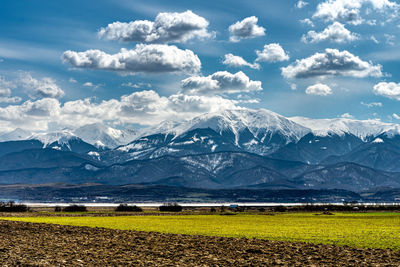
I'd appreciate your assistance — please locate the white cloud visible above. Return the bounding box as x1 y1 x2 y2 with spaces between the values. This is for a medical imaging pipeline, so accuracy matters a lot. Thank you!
305 83 333 96
312 0 399 25
19 73 65 99
281 48 382 79
181 71 262 95
229 16 266 42
98 10 214 43
222 54 260 69
300 19 315 27
0 90 240 131
68 78 78 83
0 88 21 103
62 44 201 75
83 82 94 87
301 22 359 43
384 34 395 45
373 82 400 100
393 113 400 119
341 112 354 118
296 1 309 9
370 35 379 44
121 82 152 89
361 101 382 107
98 10 215 43
255 43 289 63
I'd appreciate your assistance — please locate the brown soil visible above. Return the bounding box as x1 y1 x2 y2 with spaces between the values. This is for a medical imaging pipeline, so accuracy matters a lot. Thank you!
0 220 399 266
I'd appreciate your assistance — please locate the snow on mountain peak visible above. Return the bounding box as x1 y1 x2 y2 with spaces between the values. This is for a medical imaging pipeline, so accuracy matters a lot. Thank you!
142 108 310 146
29 130 78 146
73 123 137 148
0 128 32 142
290 116 400 140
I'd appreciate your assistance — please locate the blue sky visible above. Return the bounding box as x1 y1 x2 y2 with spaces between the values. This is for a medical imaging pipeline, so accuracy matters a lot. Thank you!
1 0 400 132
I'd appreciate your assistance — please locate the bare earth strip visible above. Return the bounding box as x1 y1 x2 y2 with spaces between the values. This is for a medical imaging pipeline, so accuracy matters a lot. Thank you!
0 220 399 266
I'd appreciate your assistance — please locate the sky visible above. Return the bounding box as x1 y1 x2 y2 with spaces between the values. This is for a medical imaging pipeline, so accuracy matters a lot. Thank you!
1 0 400 132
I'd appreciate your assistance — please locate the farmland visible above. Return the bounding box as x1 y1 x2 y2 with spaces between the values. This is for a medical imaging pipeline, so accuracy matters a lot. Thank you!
2 212 400 250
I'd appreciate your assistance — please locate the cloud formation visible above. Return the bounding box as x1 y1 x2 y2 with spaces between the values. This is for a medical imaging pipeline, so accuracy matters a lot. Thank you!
181 71 262 95
361 101 382 107
312 0 398 25
98 10 214 43
373 82 400 100
296 1 309 9
222 54 260 69
305 83 333 95
0 88 21 103
62 44 201 75
229 16 266 42
19 73 64 99
256 43 289 63
302 22 359 43
281 48 382 79
0 90 239 132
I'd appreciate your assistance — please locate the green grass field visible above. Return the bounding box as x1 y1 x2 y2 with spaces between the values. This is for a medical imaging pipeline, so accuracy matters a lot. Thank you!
2 212 400 250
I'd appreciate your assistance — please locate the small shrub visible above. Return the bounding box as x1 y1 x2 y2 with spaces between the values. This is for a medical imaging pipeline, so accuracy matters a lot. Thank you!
210 207 216 212
159 203 183 212
115 204 143 212
54 206 62 212
63 205 87 212
274 206 287 212
0 201 29 212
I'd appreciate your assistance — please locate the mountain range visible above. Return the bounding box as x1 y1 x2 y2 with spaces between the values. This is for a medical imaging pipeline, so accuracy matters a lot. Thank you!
1 108 400 198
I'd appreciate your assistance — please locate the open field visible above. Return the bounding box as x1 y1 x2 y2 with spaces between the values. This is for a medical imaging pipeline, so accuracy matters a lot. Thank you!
2 212 400 250
0 220 400 266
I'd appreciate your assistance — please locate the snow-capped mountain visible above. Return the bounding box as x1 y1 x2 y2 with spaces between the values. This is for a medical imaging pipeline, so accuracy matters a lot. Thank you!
114 108 311 160
0 128 32 142
29 130 100 154
73 123 137 149
290 117 400 141
1 108 400 192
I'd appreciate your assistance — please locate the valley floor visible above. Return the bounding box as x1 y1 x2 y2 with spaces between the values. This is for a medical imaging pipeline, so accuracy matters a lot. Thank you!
0 220 400 266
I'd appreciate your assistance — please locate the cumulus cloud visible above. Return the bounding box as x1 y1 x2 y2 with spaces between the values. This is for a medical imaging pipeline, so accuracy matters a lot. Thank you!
62 44 201 75
361 101 382 107
0 88 21 103
121 82 152 89
19 73 64 99
181 71 262 95
229 16 266 42
312 0 399 25
0 90 240 131
341 112 354 119
222 54 260 69
0 78 21 103
305 83 333 96
301 22 359 43
98 10 214 43
281 48 382 79
255 43 290 63
373 82 400 100
393 113 400 119
296 1 309 9
300 19 315 27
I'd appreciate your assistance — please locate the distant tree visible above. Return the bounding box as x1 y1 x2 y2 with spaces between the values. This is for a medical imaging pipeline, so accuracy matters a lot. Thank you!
159 203 183 212
63 205 87 212
54 206 62 212
115 204 143 212
0 201 29 212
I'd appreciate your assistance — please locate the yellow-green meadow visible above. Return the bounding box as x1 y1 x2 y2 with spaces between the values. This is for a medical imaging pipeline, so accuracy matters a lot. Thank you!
2 212 400 250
